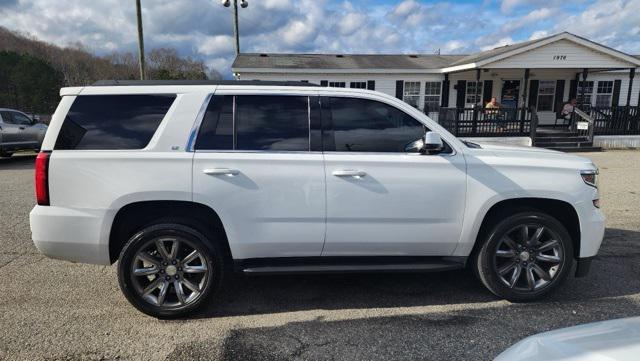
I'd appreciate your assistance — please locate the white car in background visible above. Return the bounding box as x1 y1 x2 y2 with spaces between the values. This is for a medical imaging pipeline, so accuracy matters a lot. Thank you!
496 317 640 361
30 80 605 317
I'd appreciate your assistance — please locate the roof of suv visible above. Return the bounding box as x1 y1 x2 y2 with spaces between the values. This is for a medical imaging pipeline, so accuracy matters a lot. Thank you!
92 80 318 87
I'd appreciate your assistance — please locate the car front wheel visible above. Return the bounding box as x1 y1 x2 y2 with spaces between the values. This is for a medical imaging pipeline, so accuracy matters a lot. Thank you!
474 212 574 301
117 223 223 318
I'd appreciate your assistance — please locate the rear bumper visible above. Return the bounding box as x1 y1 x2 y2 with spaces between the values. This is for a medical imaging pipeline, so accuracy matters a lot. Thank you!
29 205 112 265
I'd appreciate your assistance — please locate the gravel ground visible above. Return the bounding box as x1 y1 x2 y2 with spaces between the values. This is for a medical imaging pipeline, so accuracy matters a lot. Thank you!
0 150 639 361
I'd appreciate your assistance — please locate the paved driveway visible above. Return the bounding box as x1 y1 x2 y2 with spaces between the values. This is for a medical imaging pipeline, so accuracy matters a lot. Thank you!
0 151 639 360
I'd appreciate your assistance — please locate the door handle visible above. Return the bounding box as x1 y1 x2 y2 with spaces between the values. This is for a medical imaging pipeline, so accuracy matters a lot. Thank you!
203 168 239 176
332 169 367 178
19 126 25 130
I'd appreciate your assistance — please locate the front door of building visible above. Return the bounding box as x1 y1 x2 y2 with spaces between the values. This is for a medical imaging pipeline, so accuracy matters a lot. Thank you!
501 80 520 108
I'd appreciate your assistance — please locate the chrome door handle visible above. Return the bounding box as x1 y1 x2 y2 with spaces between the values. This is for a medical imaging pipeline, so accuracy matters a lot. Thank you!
203 168 239 176
332 169 367 178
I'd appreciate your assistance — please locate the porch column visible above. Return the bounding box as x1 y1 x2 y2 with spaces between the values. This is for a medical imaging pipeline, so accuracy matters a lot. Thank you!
520 68 530 124
627 68 635 106
472 68 480 133
579 68 589 107
441 73 450 107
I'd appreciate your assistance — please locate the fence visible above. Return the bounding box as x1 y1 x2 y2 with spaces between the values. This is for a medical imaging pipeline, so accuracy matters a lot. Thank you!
437 107 533 137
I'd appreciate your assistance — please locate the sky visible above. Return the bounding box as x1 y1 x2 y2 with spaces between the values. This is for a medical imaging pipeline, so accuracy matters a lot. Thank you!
1 0 639 77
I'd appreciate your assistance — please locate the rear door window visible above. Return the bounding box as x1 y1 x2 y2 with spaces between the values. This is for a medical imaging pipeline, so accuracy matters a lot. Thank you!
195 95 310 151
54 94 175 150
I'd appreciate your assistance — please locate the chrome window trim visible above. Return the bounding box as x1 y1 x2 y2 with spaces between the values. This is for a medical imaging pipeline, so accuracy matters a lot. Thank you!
322 149 457 157
194 149 322 155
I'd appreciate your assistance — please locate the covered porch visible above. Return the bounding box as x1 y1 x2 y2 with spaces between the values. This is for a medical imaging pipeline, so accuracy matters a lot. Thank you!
431 33 640 147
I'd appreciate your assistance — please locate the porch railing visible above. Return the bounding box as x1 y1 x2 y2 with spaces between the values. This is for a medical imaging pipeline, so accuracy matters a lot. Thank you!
437 105 640 137
437 106 533 137
572 108 595 143
589 106 640 135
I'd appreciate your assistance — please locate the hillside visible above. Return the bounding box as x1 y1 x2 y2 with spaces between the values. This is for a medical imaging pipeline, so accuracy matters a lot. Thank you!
0 26 221 113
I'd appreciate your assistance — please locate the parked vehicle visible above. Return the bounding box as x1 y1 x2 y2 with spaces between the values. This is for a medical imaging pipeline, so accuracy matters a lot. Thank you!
0 108 48 157
496 317 640 361
30 80 605 318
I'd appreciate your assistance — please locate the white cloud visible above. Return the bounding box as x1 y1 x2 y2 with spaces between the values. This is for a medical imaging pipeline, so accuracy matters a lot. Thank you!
501 7 553 33
197 35 235 56
480 37 514 51
0 0 638 78
443 40 467 53
556 0 640 52
529 30 549 40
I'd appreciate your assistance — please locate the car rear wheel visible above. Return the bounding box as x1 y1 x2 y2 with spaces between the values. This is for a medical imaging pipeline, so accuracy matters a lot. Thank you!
117 223 223 318
474 212 573 301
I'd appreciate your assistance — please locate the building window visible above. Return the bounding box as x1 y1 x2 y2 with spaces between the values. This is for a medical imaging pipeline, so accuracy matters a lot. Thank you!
577 81 594 105
465 81 483 106
329 81 346 88
595 81 614 107
423 82 441 112
350 81 367 89
537 80 556 111
403 81 421 108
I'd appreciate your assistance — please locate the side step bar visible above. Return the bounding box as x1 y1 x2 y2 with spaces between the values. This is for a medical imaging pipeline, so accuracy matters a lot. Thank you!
235 256 467 275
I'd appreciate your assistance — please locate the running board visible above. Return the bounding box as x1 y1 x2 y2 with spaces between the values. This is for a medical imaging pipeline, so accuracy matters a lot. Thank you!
235 256 467 275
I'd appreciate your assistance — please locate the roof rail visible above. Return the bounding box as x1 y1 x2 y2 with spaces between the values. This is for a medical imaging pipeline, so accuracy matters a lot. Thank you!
91 80 318 87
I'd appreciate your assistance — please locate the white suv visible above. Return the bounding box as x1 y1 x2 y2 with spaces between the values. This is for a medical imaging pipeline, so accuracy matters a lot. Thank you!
30 80 605 318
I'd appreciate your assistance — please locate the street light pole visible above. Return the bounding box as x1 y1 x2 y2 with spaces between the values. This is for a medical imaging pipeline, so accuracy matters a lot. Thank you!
135 0 146 80
222 0 248 56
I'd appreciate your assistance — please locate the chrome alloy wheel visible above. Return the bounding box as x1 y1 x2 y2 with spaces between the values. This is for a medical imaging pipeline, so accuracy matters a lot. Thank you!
130 237 209 308
493 224 564 292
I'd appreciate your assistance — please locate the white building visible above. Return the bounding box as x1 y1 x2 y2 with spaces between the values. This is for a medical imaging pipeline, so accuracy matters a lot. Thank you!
232 32 640 149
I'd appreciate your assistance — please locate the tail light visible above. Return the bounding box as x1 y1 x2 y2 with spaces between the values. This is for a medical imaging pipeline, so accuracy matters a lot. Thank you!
35 151 51 206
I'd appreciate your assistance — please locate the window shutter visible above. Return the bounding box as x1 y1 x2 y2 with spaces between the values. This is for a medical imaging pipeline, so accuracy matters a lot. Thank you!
455 80 466 108
320 80 328 87
612 79 622 106
528 80 539 109
482 80 493 105
569 80 577 100
553 80 565 112
395 80 404 99
441 80 450 107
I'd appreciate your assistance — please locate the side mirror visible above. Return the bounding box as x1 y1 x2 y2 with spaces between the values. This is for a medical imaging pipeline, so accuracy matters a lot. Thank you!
423 131 443 153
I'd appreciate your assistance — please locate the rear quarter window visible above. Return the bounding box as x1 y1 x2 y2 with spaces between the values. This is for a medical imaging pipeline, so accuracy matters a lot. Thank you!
54 94 176 150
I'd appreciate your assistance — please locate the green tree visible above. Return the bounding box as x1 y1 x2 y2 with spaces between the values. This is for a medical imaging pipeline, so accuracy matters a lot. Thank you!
0 51 63 114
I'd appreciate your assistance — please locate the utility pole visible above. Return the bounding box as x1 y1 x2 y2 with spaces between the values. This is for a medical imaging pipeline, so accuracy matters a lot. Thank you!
222 0 248 56
136 0 146 80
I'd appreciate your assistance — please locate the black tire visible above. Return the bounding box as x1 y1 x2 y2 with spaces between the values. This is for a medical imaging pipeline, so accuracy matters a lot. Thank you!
473 211 573 302
117 223 224 318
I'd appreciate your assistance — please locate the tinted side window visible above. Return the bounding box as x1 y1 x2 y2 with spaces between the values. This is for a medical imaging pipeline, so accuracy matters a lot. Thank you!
0 111 13 124
54 94 175 150
325 97 425 152
12 112 32 125
194 95 234 150
235 96 309 151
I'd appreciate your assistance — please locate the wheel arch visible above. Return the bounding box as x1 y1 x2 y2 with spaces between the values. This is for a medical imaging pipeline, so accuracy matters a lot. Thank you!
108 200 232 265
471 197 581 260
